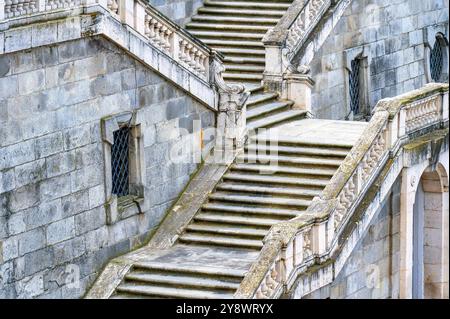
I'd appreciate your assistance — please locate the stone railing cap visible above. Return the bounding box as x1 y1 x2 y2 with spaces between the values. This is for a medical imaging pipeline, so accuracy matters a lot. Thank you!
262 0 307 45
374 83 449 117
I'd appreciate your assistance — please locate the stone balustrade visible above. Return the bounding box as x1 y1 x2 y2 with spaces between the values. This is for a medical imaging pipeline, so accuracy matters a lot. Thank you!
261 0 342 112
235 83 449 299
284 0 329 57
0 0 211 81
262 0 333 69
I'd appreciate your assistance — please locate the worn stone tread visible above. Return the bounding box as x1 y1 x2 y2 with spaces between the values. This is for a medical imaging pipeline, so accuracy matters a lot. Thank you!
208 192 311 207
186 223 268 237
178 233 263 249
215 182 322 197
195 213 284 226
223 172 329 186
230 163 337 176
202 202 301 217
115 284 234 299
236 154 343 166
125 272 240 290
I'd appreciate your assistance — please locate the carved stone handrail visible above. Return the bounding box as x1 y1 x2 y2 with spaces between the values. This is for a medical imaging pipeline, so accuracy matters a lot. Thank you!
263 0 333 69
261 0 351 110
235 83 449 299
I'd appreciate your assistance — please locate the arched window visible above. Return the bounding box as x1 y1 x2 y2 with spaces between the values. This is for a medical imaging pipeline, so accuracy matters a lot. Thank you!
428 33 448 83
430 38 443 82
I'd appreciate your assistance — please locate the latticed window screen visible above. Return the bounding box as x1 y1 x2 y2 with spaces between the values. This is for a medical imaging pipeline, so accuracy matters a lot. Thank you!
349 58 361 115
430 38 443 82
111 125 130 196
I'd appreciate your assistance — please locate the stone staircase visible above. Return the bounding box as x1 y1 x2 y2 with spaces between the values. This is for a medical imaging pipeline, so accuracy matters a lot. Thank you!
186 0 294 86
178 138 350 251
108 119 366 299
186 0 307 130
94 0 368 299
246 86 308 130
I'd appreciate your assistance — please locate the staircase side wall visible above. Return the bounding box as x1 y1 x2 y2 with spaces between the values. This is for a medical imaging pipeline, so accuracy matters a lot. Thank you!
0 36 215 299
299 175 402 299
293 0 449 120
150 0 204 26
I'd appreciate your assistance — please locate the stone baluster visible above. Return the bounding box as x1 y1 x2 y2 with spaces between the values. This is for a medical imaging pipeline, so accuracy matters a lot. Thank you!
0 0 5 20
119 0 134 26
442 90 449 121
162 26 173 51
178 39 188 63
184 43 193 66
147 17 159 45
134 0 145 35
107 0 118 14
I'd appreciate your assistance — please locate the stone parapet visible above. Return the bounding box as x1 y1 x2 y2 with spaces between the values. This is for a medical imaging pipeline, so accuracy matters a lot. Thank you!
234 83 449 299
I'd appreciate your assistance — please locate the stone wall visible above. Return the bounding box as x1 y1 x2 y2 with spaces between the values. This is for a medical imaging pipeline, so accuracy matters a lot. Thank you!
301 176 402 299
150 0 203 26
301 0 449 120
0 36 215 298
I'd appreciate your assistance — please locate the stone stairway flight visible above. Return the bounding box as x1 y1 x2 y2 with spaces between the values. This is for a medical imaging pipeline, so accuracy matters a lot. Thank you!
110 127 358 298
105 1 366 299
185 0 307 129
177 138 351 250
186 0 295 86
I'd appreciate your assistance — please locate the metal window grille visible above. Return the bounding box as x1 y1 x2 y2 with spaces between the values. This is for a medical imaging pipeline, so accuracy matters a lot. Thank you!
111 125 130 196
349 58 361 115
430 39 443 82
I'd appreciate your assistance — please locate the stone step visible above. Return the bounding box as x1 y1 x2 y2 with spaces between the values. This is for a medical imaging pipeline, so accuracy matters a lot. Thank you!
246 101 292 120
223 172 329 187
230 163 336 176
191 15 279 25
245 144 349 157
208 192 311 208
188 30 264 40
179 233 263 249
224 63 265 73
216 182 321 197
186 223 268 238
223 56 266 64
125 272 240 290
132 261 246 278
249 136 355 148
110 293 152 299
223 72 263 81
249 85 265 94
246 92 279 106
195 212 284 227
202 203 300 217
186 22 269 32
247 110 308 130
214 47 265 56
198 7 286 17
237 154 343 166
201 39 264 48
115 284 233 299
204 1 291 10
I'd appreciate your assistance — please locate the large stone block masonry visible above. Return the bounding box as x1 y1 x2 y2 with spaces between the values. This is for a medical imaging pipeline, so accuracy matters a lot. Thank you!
0 36 215 299
298 0 449 120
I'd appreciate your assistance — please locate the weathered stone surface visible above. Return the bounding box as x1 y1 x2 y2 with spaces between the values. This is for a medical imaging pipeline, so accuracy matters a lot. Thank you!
46 217 75 245
304 0 449 120
0 30 215 298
